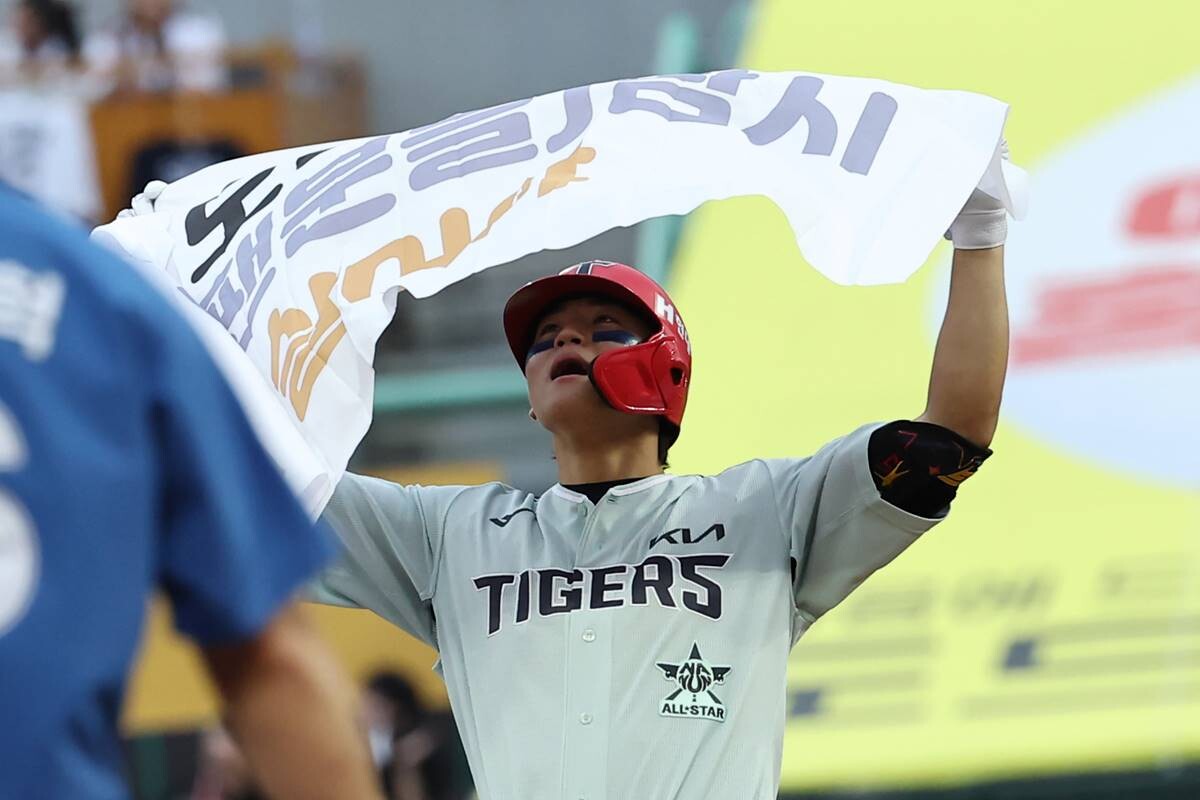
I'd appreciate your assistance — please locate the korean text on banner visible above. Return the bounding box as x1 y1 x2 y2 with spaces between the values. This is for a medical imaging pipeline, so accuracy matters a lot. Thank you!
93 68 1024 516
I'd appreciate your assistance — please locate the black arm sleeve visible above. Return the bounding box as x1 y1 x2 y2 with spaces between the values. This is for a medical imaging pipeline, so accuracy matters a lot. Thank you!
867 420 993 518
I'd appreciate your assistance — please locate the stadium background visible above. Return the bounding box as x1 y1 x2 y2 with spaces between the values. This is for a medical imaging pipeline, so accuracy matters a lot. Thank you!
3 0 1196 797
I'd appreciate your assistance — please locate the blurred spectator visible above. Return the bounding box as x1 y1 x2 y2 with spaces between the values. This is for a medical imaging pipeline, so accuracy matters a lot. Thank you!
189 725 266 800
127 135 242 202
0 0 82 78
85 0 228 92
365 671 471 800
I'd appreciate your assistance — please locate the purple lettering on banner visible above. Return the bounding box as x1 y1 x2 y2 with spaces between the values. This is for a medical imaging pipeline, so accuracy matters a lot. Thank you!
235 214 275 349
283 137 389 220
400 99 539 191
610 78 732 125
198 260 240 326
402 99 528 149
705 68 759 96
282 136 397 257
197 260 229 308
839 91 897 175
239 267 275 349
213 278 244 328
547 86 593 153
742 75 837 152
193 213 276 349
236 213 272 291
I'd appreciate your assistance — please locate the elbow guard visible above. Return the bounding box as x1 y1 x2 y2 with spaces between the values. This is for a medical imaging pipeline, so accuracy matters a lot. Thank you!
867 420 992 517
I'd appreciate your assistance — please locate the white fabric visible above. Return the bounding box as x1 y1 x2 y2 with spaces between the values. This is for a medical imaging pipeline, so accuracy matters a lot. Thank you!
946 187 1008 249
92 68 1026 516
945 138 1017 248
91 222 333 518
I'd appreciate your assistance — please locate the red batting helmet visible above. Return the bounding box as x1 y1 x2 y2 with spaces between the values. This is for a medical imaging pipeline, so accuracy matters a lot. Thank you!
502 260 692 430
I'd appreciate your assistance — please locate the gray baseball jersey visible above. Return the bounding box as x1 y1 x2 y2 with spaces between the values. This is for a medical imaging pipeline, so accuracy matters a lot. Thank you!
309 421 947 799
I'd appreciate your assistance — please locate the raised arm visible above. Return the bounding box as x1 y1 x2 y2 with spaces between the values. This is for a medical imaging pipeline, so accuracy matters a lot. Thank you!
774 239 1008 621
916 244 1007 448
771 158 1016 622
916 148 1014 449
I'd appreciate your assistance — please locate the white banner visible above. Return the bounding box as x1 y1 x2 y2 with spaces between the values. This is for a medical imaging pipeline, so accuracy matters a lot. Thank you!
93 69 1027 516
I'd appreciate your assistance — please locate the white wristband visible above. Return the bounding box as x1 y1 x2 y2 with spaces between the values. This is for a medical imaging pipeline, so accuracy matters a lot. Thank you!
946 207 1007 249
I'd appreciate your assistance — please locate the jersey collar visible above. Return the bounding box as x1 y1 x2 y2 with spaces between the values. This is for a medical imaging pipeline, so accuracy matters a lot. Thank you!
548 473 672 504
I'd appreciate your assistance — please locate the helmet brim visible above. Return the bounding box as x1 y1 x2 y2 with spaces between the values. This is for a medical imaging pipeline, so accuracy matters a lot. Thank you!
502 273 661 371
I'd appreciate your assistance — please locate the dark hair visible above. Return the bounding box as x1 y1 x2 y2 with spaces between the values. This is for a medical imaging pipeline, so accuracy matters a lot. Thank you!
366 670 423 728
20 0 81 60
658 420 678 469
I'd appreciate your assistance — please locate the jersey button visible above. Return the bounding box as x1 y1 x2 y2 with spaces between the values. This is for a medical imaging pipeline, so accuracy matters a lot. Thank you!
582 629 596 642
579 712 593 725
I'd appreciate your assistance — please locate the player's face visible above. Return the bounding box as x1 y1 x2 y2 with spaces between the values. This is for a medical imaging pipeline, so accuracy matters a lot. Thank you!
525 296 655 431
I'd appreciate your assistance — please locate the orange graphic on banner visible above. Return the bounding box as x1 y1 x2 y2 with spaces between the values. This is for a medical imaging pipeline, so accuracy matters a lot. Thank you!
268 271 348 421
538 145 595 197
343 146 595 302
270 145 598 418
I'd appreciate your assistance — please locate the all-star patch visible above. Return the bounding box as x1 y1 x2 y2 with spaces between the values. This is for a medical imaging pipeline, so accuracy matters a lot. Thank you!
656 643 731 722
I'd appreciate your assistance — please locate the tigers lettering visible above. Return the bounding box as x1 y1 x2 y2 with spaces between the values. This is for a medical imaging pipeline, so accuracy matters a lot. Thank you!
472 553 731 635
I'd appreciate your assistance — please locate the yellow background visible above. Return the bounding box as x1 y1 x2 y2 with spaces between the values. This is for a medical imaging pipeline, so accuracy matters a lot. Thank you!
668 0 1200 791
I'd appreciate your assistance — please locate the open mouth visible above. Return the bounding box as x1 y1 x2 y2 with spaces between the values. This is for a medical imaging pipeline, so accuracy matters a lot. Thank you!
550 355 590 381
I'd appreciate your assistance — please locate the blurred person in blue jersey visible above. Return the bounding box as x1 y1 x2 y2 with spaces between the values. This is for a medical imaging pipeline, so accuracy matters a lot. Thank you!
0 184 383 800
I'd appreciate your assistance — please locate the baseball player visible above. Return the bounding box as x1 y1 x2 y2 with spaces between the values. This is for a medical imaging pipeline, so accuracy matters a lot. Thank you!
0 185 382 800
309 181 1010 798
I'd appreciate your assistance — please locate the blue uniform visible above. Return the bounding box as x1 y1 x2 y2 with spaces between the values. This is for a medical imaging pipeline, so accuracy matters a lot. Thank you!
0 186 333 800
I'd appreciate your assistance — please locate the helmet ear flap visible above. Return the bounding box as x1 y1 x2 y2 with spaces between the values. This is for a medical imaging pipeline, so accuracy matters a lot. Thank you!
589 334 688 427
652 338 689 424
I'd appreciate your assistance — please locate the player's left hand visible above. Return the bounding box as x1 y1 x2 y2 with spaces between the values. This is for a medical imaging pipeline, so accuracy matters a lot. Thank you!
116 180 168 220
945 139 1009 250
